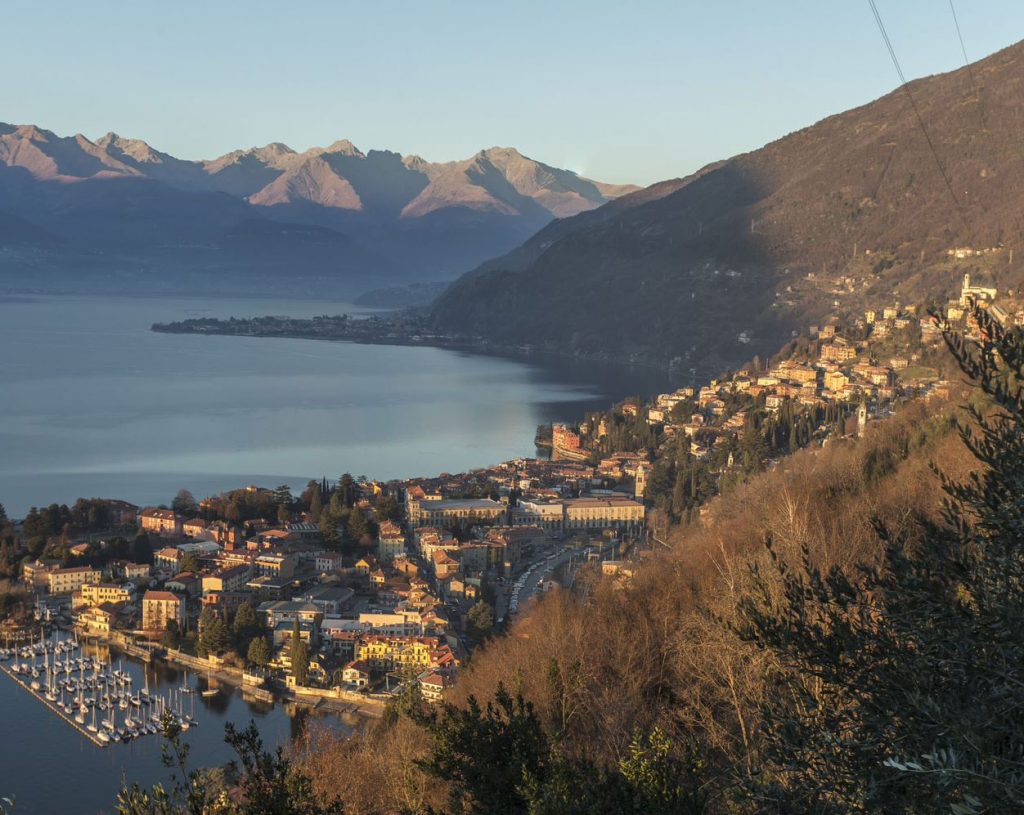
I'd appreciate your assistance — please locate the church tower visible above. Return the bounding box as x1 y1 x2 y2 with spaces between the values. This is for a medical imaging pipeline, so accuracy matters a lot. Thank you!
634 463 648 499
857 403 868 438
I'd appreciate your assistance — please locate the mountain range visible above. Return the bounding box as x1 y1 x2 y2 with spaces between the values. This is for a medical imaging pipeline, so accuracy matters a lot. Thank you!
433 40 1024 375
0 124 636 295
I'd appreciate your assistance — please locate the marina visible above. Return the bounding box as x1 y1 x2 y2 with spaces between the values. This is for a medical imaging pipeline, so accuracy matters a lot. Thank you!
0 628 358 814
0 631 198 748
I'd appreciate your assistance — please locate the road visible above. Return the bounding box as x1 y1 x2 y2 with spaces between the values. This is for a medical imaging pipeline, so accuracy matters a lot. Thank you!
502 539 622 622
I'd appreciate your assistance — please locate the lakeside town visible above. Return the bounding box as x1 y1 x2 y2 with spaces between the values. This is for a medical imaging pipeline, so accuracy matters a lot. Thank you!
0 271 1009 720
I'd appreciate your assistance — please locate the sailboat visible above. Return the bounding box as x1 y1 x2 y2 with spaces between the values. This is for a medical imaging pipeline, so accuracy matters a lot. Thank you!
201 666 218 698
139 668 151 705
87 705 98 733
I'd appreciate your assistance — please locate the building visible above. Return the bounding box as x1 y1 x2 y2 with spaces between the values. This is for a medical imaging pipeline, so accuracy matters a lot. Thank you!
292 585 354 616
315 552 345 573
341 660 371 687
377 521 406 562
552 424 582 453
258 600 323 632
142 590 185 632
48 566 102 595
111 560 152 581
509 500 564 534
254 553 296 579
201 564 252 595
22 559 58 589
413 498 506 529
960 273 998 306
77 603 124 635
563 497 645 532
139 508 183 535
79 583 131 607
824 370 849 392
820 340 857 363
419 671 453 703
355 635 442 672
154 547 183 573
182 518 211 539
165 572 200 597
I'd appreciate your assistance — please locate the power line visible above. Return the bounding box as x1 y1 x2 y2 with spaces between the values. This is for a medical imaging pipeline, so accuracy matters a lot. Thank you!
867 0 972 234
948 1 973 84
949 0 988 131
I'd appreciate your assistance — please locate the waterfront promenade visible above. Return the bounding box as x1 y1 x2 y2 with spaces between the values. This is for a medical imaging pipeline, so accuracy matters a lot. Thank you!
84 629 384 719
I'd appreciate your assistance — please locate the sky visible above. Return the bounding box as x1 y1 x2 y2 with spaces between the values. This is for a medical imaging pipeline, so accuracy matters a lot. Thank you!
2 1 1023 186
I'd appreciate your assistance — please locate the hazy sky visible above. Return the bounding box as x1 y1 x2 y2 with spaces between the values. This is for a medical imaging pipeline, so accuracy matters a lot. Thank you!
3 1 1023 185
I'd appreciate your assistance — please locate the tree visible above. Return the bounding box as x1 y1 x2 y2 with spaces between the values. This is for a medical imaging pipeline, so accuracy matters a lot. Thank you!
0 503 7 528
198 607 229 658
178 553 200 575
337 474 357 508
161 619 182 650
233 602 258 640
374 494 400 522
346 509 368 543
466 600 494 641
309 489 323 523
116 715 340 814
116 712 219 815
735 306 1024 813
171 489 198 516
247 636 271 668
413 683 549 815
289 618 309 686
224 721 340 815
413 684 706 815
131 531 154 565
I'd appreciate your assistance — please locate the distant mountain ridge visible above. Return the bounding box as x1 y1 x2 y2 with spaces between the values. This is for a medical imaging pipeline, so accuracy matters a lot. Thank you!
432 40 1024 373
0 123 637 295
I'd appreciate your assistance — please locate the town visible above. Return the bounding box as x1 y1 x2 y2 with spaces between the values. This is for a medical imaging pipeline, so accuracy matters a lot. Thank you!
4 466 648 713
0 271 1007 715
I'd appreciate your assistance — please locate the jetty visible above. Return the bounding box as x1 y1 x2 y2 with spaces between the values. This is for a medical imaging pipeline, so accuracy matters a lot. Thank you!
0 662 107 747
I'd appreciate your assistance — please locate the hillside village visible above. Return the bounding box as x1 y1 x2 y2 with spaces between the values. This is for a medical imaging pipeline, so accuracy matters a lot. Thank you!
543 271 1015 525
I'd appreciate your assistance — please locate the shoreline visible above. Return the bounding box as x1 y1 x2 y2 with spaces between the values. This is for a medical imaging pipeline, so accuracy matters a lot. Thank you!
150 321 683 376
81 628 384 721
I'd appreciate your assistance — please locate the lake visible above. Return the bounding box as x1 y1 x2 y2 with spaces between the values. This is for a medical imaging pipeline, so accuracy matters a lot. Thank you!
0 294 672 517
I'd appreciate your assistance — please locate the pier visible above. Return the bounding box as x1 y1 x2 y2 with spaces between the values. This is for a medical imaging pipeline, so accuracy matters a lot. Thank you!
0 663 107 747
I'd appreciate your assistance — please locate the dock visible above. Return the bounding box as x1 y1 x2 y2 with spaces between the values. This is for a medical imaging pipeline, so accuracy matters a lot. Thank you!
0 663 108 747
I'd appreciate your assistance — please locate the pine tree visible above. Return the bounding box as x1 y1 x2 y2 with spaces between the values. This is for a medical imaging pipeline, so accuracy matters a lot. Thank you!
247 636 271 667
289 618 309 686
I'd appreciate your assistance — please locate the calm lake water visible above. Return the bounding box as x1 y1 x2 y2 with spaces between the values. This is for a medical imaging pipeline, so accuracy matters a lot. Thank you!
0 294 672 517
0 635 357 814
